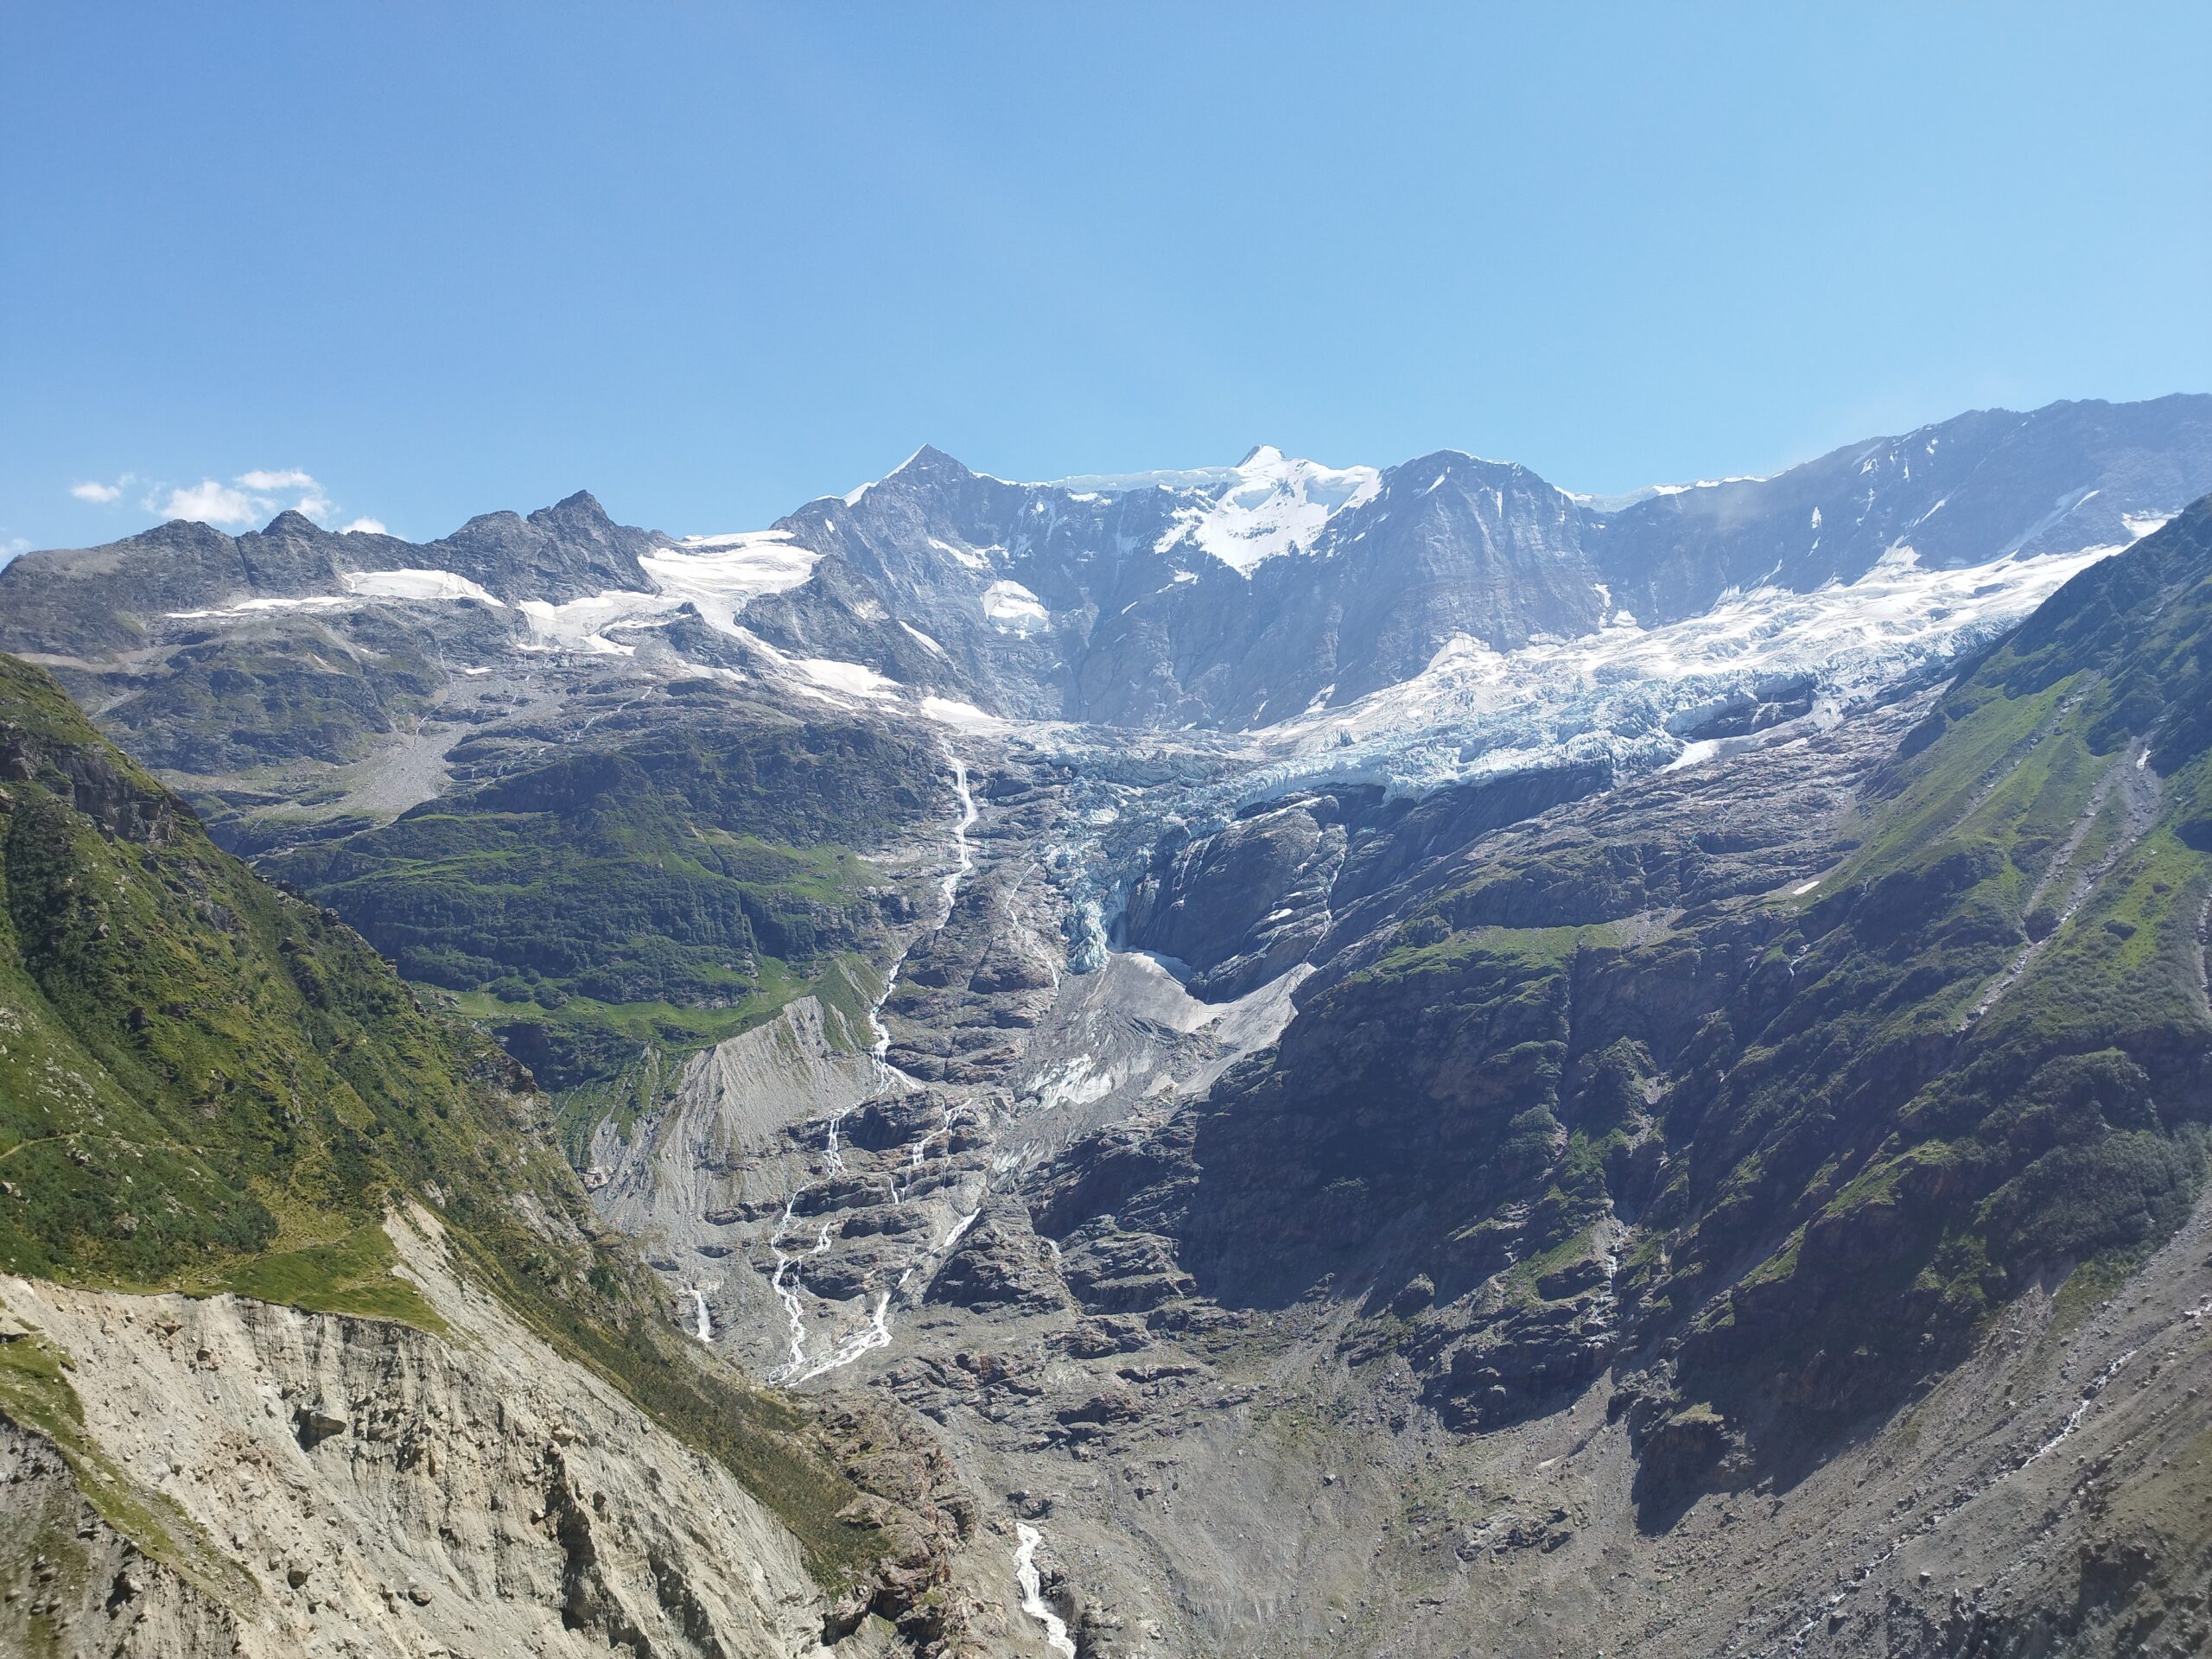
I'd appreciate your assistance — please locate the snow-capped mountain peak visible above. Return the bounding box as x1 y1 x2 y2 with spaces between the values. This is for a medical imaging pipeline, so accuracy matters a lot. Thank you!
1155 445 1382 576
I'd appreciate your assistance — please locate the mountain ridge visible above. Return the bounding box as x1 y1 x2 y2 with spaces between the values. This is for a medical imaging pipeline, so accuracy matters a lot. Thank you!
9 393 2206 734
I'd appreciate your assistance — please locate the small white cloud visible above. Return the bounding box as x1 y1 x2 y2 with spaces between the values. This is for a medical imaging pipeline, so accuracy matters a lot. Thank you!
340 517 388 536
149 479 264 527
235 468 319 492
125 467 353 530
71 480 124 504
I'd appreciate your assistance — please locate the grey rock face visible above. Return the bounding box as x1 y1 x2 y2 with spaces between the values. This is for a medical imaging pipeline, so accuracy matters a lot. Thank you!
740 553 969 696
0 488 661 658
1583 393 2212 625
700 397 2212 731
1121 800 1345 1000
421 488 666 603
5 397 2208 745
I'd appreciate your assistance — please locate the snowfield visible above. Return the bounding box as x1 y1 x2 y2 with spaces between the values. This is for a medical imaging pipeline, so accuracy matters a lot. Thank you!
982 578 1050 631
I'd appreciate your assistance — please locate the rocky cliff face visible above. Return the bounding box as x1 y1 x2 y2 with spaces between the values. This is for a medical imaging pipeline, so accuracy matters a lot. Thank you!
7 397 2206 737
1585 392 2212 624
537 504 2212 1656
1 1212 847 1659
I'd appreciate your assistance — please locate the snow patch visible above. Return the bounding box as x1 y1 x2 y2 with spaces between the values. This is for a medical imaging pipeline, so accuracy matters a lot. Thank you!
795 657 900 699
919 695 1004 732
518 594 645 655
165 594 353 620
982 580 1049 632
899 620 950 658
344 569 505 605
927 536 994 572
643 531 821 628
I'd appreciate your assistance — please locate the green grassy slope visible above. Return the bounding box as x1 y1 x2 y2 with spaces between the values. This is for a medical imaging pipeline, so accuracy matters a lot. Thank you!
267 716 945 1095
0 652 899 1583
1662 496 2212 1422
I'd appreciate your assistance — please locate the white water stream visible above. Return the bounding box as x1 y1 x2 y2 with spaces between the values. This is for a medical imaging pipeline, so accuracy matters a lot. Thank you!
1014 1522 1078 1656
865 743 978 1069
1770 1279 2212 1655
2020 1349 2136 1467
764 745 982 1385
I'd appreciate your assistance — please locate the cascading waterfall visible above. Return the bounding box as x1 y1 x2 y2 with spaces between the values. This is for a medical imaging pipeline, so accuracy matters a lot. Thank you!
763 743 984 1384
1014 1522 1078 1657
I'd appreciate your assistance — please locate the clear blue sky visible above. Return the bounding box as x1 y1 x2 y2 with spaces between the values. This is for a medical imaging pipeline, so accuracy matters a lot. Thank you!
3 3 2207 554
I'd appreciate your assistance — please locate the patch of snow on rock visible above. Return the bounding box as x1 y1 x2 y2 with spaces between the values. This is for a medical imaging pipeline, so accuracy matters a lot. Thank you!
982 579 1049 632
345 569 505 605
795 657 900 699
642 531 821 629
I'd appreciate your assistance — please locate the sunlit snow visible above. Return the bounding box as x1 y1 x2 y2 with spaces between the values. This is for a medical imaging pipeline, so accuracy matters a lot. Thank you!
982 579 1050 631
1155 445 1381 575
1247 539 2127 799
344 569 505 604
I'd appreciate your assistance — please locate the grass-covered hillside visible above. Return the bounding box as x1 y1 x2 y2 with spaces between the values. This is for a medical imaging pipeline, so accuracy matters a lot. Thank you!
0 648 526 1302
268 714 950 1095
0 652 925 1584
1651 497 2212 1464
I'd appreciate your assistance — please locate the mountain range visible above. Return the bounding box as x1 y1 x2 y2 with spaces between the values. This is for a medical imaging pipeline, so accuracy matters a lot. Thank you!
8 394 2207 732
4 394 2212 1657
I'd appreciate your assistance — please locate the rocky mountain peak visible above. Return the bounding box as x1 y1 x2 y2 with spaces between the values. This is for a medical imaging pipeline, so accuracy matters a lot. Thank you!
255 507 327 538
894 443 971 478
530 487 617 531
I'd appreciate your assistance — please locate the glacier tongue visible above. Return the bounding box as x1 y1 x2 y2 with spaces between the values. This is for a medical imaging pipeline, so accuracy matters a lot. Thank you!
1251 538 2126 797
1027 540 2129 976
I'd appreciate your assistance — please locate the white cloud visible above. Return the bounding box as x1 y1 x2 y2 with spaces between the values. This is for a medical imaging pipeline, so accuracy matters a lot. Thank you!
231 468 333 521
71 480 124 504
137 467 359 531
149 479 264 527
340 517 388 536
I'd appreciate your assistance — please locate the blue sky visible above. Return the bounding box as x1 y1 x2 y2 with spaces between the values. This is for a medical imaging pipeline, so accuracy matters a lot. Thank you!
3 3 2207 554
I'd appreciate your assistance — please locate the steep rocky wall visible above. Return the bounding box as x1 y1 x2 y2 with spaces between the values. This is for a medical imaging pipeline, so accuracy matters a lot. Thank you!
0 1210 847 1659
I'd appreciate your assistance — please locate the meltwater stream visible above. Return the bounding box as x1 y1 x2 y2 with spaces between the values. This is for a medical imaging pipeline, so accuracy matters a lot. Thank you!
866 741 979 1067
766 745 981 1385
1014 1523 1079 1657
